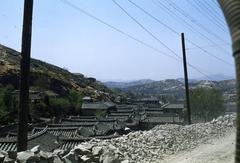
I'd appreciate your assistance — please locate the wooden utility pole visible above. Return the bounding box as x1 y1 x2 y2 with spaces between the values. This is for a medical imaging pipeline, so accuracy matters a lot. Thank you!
17 0 34 152
181 33 191 125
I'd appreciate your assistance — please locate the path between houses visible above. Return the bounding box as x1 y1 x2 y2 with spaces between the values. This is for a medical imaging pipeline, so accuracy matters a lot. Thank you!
160 131 236 163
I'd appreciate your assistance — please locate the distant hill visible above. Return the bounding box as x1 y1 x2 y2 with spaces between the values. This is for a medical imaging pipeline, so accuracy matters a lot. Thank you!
196 74 235 81
0 44 113 100
116 79 236 102
176 78 198 84
104 79 155 88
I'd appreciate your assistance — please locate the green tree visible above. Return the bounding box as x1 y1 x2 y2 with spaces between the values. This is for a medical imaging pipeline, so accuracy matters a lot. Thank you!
49 97 71 116
30 101 47 118
0 84 17 123
67 90 83 113
190 88 225 122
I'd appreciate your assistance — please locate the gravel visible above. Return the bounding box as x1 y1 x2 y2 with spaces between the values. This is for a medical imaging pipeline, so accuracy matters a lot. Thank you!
74 114 236 162
0 114 236 163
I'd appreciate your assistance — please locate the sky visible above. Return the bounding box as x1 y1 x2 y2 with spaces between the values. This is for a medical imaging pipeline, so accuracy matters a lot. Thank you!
0 0 235 81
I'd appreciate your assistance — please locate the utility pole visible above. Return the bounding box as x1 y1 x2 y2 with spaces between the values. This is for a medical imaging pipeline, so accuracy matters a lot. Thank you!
181 33 191 125
17 0 34 152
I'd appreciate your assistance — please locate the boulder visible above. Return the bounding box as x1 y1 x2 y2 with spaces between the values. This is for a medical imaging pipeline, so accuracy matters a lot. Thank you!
0 150 7 162
39 151 54 160
53 156 63 163
92 146 103 156
53 149 65 156
80 155 94 163
30 145 40 154
62 152 78 163
3 156 15 163
17 151 40 163
100 151 122 163
72 145 91 155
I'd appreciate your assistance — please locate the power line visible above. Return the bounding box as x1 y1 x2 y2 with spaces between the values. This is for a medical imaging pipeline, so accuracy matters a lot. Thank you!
166 0 231 45
153 0 231 56
186 43 231 50
196 0 226 28
60 0 215 84
212 0 222 9
112 0 213 80
202 0 227 25
60 0 212 80
127 0 233 67
191 0 227 31
185 38 233 66
112 0 179 58
152 0 198 34
59 0 180 61
196 0 226 26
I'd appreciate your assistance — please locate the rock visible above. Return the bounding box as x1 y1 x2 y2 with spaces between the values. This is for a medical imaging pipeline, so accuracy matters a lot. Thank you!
0 153 5 162
30 145 40 154
81 143 94 150
53 149 65 156
100 151 122 163
3 156 15 163
7 151 17 160
39 151 54 160
80 155 94 163
0 150 8 156
62 152 78 163
53 156 63 163
0 150 7 162
73 144 91 155
92 146 103 156
17 151 40 163
5 114 232 163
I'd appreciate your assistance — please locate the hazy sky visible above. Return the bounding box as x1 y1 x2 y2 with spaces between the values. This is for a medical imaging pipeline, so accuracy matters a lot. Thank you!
0 0 235 81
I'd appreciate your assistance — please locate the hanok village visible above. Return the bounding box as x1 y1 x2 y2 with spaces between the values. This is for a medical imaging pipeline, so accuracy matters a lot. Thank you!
0 0 239 162
0 93 184 152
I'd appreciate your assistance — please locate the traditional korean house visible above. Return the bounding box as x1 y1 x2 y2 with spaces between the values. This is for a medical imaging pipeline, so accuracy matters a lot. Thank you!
162 103 185 117
81 101 117 116
82 96 92 103
140 113 182 129
12 90 45 103
0 127 62 152
135 97 161 108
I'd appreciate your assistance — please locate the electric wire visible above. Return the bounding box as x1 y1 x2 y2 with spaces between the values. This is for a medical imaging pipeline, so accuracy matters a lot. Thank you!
192 0 227 31
60 0 213 80
59 0 180 61
166 0 230 45
112 0 213 80
127 0 233 67
153 0 231 56
202 0 226 25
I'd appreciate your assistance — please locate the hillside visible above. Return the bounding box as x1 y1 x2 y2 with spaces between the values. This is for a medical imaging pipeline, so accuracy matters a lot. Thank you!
0 44 113 100
112 79 236 102
104 79 154 89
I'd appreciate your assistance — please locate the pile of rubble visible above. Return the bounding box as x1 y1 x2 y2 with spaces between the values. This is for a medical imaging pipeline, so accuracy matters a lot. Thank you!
0 146 62 163
0 114 236 163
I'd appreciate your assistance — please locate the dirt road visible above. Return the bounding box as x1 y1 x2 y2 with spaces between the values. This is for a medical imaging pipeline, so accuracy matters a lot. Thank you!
161 131 236 163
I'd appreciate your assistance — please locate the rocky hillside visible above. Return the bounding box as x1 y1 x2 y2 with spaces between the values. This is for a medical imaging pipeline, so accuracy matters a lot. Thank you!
0 44 113 100
104 79 154 89
113 79 236 101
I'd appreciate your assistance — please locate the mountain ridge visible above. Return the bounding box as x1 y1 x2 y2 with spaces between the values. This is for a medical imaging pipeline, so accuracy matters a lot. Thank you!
0 44 114 100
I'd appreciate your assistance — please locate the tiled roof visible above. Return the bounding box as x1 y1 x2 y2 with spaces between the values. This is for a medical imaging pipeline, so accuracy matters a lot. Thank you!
0 127 61 152
82 102 115 110
163 104 184 109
